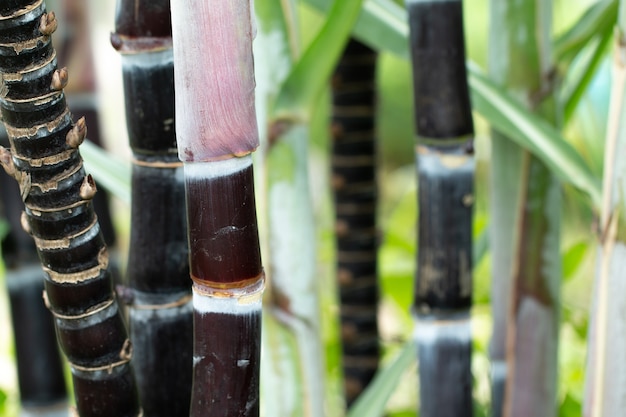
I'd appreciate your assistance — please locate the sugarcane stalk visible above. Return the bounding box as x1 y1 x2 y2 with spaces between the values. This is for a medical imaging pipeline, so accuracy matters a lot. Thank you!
1 130 68 417
405 1 475 416
331 38 380 406
584 2 626 415
170 1 264 415
49 0 121 286
111 1 193 416
0 2 139 416
488 1 561 416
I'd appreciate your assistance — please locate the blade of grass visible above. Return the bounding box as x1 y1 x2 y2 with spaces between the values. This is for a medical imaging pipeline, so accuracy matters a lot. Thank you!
468 67 602 207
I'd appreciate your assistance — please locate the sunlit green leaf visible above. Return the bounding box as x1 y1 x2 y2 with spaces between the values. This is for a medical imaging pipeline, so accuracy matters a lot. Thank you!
561 27 613 123
273 0 364 118
562 241 589 282
305 0 408 58
468 67 602 207
553 0 617 64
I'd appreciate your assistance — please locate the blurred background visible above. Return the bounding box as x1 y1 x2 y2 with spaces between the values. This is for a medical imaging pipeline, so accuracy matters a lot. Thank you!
0 0 606 415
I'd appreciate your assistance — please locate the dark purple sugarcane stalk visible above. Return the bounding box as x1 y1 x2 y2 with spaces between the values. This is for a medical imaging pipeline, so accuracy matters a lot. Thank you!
406 0 475 416
1 131 68 417
331 38 380 406
111 1 193 416
0 1 139 415
170 1 264 415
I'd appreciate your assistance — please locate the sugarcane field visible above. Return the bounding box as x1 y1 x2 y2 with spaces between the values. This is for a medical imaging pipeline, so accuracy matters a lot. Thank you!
0 0 620 416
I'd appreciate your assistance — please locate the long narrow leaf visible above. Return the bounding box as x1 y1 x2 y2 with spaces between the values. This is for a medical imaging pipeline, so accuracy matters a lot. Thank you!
346 342 415 417
273 0 364 117
80 140 131 204
553 0 617 64
304 0 408 59
304 0 601 207
469 67 602 206
562 26 613 123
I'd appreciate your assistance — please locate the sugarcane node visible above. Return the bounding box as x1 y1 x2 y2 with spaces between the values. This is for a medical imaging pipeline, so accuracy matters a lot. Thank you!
20 210 31 235
50 67 69 91
79 174 97 200
39 11 58 36
66 117 87 148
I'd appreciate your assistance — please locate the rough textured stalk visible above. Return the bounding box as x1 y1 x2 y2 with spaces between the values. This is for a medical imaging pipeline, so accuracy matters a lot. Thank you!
170 1 264 415
331 38 380 406
584 2 626 416
111 1 193 416
488 1 561 416
1 132 68 416
51 0 118 255
0 2 139 416
405 1 474 416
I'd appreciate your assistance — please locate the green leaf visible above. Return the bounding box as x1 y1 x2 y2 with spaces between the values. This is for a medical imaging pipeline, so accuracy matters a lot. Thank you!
347 342 415 417
559 392 582 417
80 141 131 205
305 0 408 59
303 0 602 207
468 66 602 207
553 0 617 65
561 25 613 123
273 0 364 118
562 241 589 282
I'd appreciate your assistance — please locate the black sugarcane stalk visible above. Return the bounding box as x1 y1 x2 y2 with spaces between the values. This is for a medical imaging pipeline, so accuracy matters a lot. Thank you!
331 38 380 406
170 1 264 415
406 1 475 416
53 0 120 282
111 1 193 415
1 132 68 417
0 2 139 416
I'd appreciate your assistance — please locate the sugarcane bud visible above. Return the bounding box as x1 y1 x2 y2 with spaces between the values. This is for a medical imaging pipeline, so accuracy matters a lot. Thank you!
39 12 58 36
80 174 97 200
66 117 87 148
51 67 69 91
20 211 31 235
0 146 16 177
119 339 133 361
